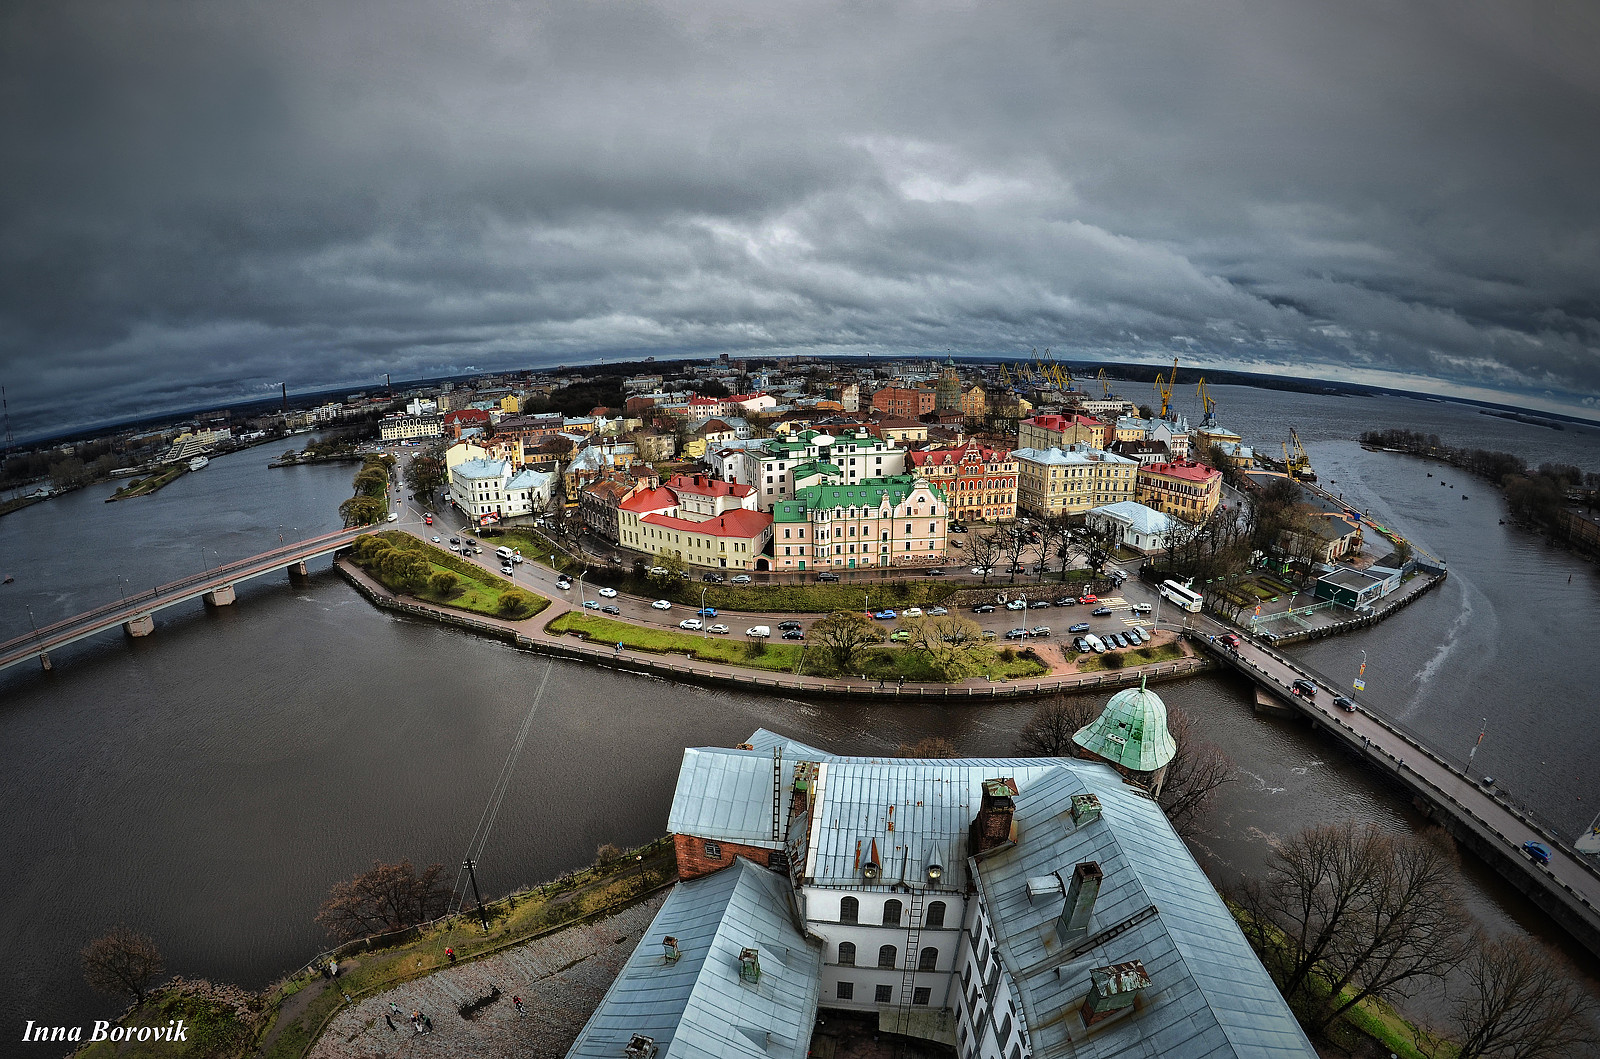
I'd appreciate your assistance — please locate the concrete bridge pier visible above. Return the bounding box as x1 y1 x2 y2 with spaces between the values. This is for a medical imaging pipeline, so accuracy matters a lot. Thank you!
123 614 155 637
203 584 236 607
38 652 51 671
287 560 309 582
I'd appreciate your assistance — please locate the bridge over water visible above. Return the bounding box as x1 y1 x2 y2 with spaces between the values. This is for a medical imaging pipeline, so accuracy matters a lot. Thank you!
0 526 368 674
1187 625 1600 959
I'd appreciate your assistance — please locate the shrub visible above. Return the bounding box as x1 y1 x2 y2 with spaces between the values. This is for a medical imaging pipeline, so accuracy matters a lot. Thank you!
594 843 623 866
1102 651 1125 669
429 571 460 597
999 646 1017 662
497 590 537 618
744 638 767 658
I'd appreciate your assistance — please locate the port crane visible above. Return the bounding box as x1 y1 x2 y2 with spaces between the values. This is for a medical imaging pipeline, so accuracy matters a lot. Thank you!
1196 378 1217 427
1096 368 1111 398
1153 356 1178 419
1280 427 1313 479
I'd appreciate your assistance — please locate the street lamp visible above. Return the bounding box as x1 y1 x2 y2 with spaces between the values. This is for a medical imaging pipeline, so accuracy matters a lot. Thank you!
701 585 709 640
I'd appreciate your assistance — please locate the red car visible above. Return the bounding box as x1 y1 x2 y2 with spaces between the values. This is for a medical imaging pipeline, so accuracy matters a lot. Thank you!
1218 633 1241 649
1079 593 1099 605
424 514 434 525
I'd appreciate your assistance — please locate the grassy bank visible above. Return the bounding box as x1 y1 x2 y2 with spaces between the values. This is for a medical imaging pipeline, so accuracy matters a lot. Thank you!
546 611 1049 682
1077 642 1185 672
0 492 48 518
74 838 677 1059
355 531 548 620
106 465 185 501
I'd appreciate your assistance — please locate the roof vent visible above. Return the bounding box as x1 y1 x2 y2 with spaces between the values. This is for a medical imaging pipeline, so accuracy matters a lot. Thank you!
738 947 762 983
1027 875 1065 903
662 936 681 963
1071 793 1102 826
625 1034 659 1058
862 839 883 881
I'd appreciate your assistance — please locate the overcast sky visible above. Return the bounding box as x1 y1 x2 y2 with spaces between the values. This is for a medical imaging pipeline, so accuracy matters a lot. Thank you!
2 0 1597 438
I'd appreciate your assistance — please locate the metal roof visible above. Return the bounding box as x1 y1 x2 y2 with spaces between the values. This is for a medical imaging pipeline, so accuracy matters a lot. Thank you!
666 748 787 850
1072 681 1177 773
565 858 821 1059
973 767 1318 1059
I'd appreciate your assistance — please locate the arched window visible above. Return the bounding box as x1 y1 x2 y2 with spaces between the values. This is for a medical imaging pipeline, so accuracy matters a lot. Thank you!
840 897 859 924
878 945 898 969
925 901 946 928
919 946 939 971
883 899 903 926
838 942 856 966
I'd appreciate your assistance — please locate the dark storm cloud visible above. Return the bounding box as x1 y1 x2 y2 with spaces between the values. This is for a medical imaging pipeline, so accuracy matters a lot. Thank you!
2 0 1598 435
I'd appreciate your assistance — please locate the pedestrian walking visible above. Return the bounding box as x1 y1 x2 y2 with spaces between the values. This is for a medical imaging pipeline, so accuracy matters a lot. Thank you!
513 995 526 1017
390 1001 403 1017
616 641 623 655
446 946 455 963
897 675 905 688
423 1014 434 1034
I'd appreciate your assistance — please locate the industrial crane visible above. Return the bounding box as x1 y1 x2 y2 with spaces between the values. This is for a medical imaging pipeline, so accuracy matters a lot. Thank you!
1153 356 1178 419
1196 378 1217 427
1096 368 1111 398
1287 427 1312 477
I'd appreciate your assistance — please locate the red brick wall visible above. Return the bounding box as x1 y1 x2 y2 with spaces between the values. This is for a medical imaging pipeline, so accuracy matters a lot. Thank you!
674 834 776 880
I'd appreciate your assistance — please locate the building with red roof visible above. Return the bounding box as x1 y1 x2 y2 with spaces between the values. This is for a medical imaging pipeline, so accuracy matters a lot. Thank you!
1018 413 1111 451
617 478 773 570
907 442 1018 522
1136 459 1222 520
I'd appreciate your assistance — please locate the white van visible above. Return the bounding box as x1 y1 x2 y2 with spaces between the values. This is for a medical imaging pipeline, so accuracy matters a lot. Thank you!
495 546 515 561
746 625 771 638
1086 635 1106 653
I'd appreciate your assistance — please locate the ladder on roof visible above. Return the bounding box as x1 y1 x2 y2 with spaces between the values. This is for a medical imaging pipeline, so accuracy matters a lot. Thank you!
892 890 926 1039
771 746 783 842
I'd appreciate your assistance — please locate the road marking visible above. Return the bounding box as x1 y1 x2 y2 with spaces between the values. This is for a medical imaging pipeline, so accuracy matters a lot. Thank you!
1122 618 1152 627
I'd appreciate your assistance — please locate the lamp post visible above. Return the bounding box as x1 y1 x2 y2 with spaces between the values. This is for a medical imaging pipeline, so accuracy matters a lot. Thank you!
701 586 709 640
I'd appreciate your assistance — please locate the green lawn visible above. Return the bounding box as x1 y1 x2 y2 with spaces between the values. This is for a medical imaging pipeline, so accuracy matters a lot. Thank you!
596 575 965 615
1077 642 1185 672
358 532 549 620
486 528 586 574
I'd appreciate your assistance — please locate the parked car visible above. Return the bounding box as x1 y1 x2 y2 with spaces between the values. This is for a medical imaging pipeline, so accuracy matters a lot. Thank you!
973 604 996 614
980 630 998 641
778 621 803 631
1292 678 1317 698
699 607 718 618
1054 598 1077 607
1523 841 1551 865
1030 626 1051 637
1005 628 1030 640
924 567 945 575
971 567 988 576
1113 632 1130 649
708 623 730 634
745 625 770 637
1332 696 1357 712
1030 600 1050 609
782 629 804 639
928 606 949 616
598 587 618 597
889 629 912 642
1067 622 1090 634
701 574 725 583
648 566 669 576
651 599 672 610
816 572 840 582
1079 593 1099 604
1087 635 1105 653
1005 600 1027 611
582 600 600 609
872 609 898 620
731 574 752 584
951 522 968 532
601 604 621 615
1074 636 1091 653
1126 627 1147 645
1092 607 1112 616
679 618 703 630
903 607 924 617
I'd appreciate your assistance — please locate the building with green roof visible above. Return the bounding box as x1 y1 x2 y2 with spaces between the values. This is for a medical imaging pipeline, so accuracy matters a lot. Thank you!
1073 675 1178 795
767 474 949 572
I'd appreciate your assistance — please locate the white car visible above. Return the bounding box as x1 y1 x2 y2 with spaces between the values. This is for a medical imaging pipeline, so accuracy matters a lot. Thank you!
1130 602 1152 614
745 626 771 637
903 607 924 617
651 599 672 610
598 587 618 598
556 580 571 590
707 623 731 635
731 574 752 584
1006 600 1027 611
971 567 986 575
431 535 442 542
678 618 703 631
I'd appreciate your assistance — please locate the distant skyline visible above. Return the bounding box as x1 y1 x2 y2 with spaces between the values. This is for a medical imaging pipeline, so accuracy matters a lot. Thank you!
3 1 1597 439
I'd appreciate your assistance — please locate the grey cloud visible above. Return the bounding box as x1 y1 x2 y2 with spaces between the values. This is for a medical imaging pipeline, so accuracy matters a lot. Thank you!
2 0 1598 437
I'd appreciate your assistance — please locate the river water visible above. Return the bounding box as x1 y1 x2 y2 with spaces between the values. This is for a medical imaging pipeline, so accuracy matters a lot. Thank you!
1 391 1597 1039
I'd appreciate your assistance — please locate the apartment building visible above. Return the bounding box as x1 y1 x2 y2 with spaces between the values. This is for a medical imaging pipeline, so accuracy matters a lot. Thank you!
1135 459 1222 520
1013 445 1138 518
769 475 946 571
906 442 1018 522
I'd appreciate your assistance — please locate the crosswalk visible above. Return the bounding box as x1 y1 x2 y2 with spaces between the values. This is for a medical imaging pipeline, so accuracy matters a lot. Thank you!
1095 596 1153 627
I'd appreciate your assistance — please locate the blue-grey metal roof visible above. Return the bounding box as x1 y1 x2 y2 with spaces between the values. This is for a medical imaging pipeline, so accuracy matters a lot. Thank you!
666 747 786 849
972 766 1318 1059
565 858 822 1059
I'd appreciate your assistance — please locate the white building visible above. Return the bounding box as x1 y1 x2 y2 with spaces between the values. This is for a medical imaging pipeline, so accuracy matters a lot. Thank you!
1087 500 1183 553
730 429 908 511
449 458 556 527
379 414 443 442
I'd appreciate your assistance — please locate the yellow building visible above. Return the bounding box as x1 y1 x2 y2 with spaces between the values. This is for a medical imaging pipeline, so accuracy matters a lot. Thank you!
500 394 522 415
1135 460 1222 520
959 385 987 418
1013 445 1138 518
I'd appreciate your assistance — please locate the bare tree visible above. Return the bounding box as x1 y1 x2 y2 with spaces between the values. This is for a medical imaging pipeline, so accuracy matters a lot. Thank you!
1068 518 1120 580
1236 821 1468 1026
316 859 455 941
81 927 165 1006
1000 527 1031 584
899 736 959 758
903 614 988 680
1040 515 1075 580
1447 932 1597 1059
967 531 1002 582
811 610 886 672
1015 696 1098 756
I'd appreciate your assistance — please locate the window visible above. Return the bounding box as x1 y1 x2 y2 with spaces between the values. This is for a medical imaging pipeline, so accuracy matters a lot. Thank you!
883 899 903 926
836 981 854 1000
703 841 721 859
875 984 893 1004
878 945 898 968
840 897 859 924
998 1013 1012 1046
919 946 939 971
914 986 932 1005
838 942 856 966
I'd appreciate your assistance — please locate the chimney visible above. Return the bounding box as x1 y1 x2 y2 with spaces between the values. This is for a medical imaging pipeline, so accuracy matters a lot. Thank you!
1080 960 1151 1026
738 947 762 983
969 778 1017 855
1057 861 1103 943
662 936 682 962
1071 793 1102 827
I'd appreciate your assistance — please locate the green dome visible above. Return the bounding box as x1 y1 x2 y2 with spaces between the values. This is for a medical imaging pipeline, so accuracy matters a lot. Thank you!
1073 679 1177 773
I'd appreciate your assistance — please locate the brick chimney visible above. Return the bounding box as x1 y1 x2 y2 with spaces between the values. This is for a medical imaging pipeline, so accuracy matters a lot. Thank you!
1057 861 1103 943
969 778 1018 856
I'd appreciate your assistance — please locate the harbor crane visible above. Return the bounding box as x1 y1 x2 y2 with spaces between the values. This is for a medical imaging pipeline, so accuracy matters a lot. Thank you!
1197 378 1217 427
1096 368 1111 398
1153 356 1179 419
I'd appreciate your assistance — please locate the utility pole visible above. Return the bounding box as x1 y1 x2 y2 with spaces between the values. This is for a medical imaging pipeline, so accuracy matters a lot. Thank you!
463 858 489 932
